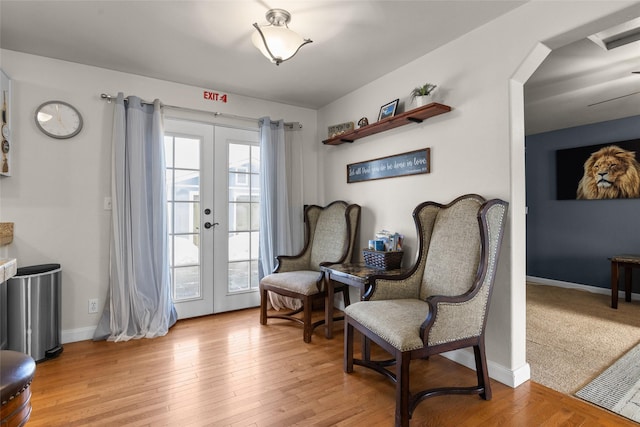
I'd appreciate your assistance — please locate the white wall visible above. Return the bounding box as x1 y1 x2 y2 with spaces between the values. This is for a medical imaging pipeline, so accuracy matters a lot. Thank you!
0 49 319 342
2 0 639 388
318 1 640 387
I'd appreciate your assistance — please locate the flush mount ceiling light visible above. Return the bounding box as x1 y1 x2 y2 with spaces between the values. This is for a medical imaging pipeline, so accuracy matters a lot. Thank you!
252 8 312 66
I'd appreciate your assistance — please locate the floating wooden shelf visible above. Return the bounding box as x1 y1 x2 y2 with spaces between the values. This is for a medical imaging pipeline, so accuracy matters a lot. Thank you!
322 103 452 146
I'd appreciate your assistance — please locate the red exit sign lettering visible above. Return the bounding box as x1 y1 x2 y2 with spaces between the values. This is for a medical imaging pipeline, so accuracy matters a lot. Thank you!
204 91 228 103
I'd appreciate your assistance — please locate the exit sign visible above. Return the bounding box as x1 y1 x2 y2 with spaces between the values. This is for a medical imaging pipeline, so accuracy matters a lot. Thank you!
203 91 228 103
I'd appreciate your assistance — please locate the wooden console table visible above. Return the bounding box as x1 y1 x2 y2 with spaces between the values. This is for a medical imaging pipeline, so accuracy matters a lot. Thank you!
321 263 407 338
610 255 640 309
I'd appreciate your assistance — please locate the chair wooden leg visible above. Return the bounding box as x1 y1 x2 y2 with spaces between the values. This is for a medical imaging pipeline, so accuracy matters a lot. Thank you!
325 277 335 339
344 321 354 373
362 335 371 362
260 288 268 325
303 295 312 343
342 285 351 306
611 260 619 308
625 266 633 302
474 340 492 400
395 351 410 427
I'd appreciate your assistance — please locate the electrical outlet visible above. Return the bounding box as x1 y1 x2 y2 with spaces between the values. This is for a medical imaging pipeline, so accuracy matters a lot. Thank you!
103 197 112 210
88 298 99 314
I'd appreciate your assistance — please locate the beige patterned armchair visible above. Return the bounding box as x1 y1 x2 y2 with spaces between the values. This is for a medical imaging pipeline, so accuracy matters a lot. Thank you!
260 201 361 343
344 194 508 427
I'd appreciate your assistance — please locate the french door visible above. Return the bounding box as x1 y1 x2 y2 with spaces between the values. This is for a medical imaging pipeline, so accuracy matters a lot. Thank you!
164 119 260 319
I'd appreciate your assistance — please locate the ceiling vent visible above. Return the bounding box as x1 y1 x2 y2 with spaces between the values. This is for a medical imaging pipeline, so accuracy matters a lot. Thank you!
588 17 640 50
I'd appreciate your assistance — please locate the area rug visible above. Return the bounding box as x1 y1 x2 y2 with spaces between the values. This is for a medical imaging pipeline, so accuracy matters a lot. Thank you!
526 283 640 395
575 343 640 422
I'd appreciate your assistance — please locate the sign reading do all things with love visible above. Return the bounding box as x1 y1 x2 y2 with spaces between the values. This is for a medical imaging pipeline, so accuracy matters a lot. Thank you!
347 148 430 183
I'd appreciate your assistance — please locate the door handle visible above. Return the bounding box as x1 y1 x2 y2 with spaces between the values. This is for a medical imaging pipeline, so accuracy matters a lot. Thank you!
204 222 219 229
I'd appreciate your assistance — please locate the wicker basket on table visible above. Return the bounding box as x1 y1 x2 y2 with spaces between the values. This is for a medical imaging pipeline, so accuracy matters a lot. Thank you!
362 249 403 270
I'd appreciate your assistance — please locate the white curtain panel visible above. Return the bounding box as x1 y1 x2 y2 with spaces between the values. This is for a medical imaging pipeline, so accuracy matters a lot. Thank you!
259 118 305 310
285 127 304 254
94 92 177 341
259 118 292 277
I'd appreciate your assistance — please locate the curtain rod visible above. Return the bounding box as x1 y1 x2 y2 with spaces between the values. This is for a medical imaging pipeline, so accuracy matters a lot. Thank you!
99 93 302 129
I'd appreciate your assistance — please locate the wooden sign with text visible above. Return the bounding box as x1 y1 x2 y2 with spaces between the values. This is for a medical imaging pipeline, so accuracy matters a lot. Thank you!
347 148 430 183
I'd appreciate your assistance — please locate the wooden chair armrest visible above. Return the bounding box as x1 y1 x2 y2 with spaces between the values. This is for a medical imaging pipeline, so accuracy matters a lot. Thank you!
364 270 422 301
421 291 486 346
274 255 310 273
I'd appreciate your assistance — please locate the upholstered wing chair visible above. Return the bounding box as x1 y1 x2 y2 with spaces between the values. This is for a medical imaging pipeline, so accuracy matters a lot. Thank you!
260 201 361 343
344 194 508 427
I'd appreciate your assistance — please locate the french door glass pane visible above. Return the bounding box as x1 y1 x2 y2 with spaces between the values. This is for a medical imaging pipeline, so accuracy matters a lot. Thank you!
229 232 250 262
174 235 199 267
229 202 251 231
174 137 199 169
166 134 202 302
173 266 200 299
165 170 174 201
250 261 259 289
251 146 261 173
164 137 174 167
228 262 250 292
227 142 259 293
229 144 250 172
173 202 199 234
174 169 199 201
250 201 260 230
250 174 260 195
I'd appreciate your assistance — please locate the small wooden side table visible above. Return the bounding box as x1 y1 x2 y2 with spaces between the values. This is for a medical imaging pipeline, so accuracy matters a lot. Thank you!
321 263 407 338
610 255 640 309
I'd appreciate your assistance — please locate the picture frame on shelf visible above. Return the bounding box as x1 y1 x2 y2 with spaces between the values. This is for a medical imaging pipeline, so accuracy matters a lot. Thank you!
327 121 354 138
377 99 399 121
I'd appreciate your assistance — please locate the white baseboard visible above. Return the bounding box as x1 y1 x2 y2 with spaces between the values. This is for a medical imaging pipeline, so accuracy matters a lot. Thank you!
442 348 531 388
62 326 95 344
526 275 638 301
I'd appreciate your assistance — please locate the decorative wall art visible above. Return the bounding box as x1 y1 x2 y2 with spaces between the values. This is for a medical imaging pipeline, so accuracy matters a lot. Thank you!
1 69 11 177
377 99 399 121
347 148 430 183
556 138 640 200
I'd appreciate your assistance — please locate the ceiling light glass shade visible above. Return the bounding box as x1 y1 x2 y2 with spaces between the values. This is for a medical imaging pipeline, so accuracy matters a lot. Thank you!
252 9 312 65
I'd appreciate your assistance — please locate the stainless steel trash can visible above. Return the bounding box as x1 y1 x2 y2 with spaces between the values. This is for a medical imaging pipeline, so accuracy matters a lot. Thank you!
7 264 63 362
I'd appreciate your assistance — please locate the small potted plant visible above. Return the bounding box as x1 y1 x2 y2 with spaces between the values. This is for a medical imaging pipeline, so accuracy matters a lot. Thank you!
410 83 437 107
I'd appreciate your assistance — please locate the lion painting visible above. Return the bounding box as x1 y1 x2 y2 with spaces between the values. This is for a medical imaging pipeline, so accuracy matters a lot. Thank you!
576 145 640 199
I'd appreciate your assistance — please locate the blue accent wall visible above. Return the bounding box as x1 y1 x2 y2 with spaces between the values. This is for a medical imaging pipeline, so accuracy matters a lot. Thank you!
526 115 640 290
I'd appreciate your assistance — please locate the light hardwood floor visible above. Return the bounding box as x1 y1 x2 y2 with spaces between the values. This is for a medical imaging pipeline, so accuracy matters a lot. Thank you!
29 308 635 426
